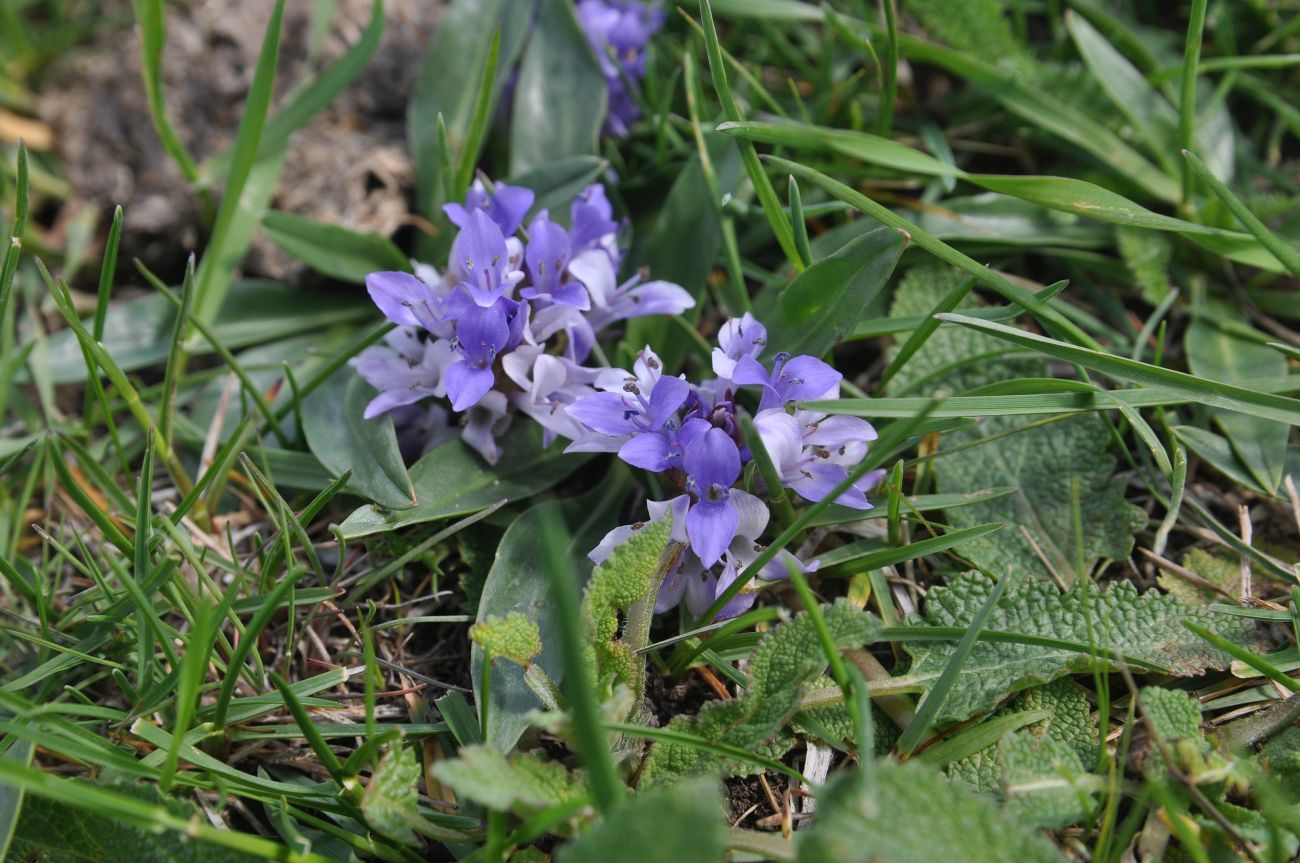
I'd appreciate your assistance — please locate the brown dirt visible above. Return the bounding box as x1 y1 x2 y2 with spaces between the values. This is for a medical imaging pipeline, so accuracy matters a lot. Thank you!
39 0 442 286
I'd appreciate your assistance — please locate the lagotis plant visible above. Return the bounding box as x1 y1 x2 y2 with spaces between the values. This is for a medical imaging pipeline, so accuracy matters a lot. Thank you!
357 210 885 618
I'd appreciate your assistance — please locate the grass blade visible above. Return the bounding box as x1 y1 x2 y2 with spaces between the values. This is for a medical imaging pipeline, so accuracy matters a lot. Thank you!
191 0 286 325
935 313 1300 426
896 572 1007 755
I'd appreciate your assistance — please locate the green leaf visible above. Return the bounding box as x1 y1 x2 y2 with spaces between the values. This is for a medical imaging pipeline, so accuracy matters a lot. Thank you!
8 780 264 863
430 745 579 813
301 371 415 511
1116 225 1173 304
1173 424 1272 496
897 571 1264 723
261 210 409 283
0 739 33 860
583 517 677 697
510 155 609 223
1065 11 1178 171
1158 548 1239 606
640 601 880 782
626 137 742 370
1186 318 1289 493
361 745 423 845
472 487 621 752
1000 731 1098 829
708 0 822 20
947 679 1096 792
887 266 1144 582
555 778 726 863
35 280 370 385
795 761 1064 863
338 424 589 539
757 227 906 358
896 32 1177 203
408 0 532 215
509 0 607 175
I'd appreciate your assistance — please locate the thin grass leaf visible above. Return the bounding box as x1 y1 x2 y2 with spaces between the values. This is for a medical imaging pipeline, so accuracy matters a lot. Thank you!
897 573 1007 755
935 313 1300 426
455 28 501 199
1183 149 1300 279
159 599 216 791
212 568 307 732
1184 622 1300 694
131 0 201 183
1179 0 1209 203
191 0 285 325
697 0 802 270
537 506 623 811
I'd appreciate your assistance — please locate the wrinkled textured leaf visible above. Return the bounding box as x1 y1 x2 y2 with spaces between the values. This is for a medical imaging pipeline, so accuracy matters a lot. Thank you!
361 745 423 845
1000 731 1096 829
889 263 1145 583
641 601 880 782
556 779 726 863
302 371 415 511
509 0 606 175
470 613 543 667
1159 548 1239 606
7 782 262 863
948 679 1096 792
583 518 675 694
795 761 1063 863
900 571 1264 723
431 745 579 813
760 226 907 358
1186 318 1288 493
339 424 589 539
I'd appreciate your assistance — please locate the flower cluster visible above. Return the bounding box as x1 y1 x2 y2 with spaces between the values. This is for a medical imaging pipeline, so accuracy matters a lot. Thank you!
352 179 693 463
576 0 664 137
572 314 885 619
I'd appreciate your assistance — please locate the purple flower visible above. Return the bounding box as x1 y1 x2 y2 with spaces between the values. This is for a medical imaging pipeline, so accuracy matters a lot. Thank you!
682 426 743 567
569 183 621 254
448 209 525 308
590 490 811 621
576 0 664 136
502 345 600 446
564 354 691 470
365 271 447 333
445 303 515 411
351 329 455 418
461 390 513 464
443 180 535 237
571 251 694 335
754 408 884 509
733 352 841 412
712 313 768 379
521 212 591 309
